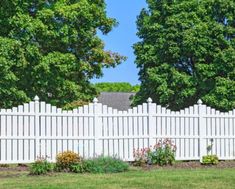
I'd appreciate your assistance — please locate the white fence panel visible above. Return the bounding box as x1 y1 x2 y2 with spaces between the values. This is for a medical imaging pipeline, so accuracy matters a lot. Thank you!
0 96 234 163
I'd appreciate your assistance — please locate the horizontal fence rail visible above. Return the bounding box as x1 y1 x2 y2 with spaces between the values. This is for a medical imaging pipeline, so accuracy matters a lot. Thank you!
0 96 234 163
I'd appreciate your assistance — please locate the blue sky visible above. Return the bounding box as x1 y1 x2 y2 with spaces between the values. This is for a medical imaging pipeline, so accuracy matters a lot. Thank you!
91 0 147 85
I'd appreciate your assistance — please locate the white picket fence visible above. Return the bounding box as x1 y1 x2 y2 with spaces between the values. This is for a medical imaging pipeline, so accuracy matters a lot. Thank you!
0 96 234 163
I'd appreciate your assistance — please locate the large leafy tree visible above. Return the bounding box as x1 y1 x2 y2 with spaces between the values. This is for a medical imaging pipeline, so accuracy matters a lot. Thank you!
0 0 125 108
134 0 235 111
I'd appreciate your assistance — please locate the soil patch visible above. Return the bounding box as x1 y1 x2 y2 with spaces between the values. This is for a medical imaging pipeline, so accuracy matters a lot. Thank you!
0 164 29 172
138 161 235 170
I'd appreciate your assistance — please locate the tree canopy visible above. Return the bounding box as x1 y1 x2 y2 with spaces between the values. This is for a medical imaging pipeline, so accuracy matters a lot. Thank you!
94 82 140 93
133 0 235 111
0 0 125 108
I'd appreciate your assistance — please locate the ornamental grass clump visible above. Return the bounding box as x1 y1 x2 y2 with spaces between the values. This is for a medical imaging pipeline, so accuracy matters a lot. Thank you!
55 151 82 172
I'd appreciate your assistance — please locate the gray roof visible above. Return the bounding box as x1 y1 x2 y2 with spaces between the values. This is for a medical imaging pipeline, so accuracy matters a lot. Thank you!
98 92 136 111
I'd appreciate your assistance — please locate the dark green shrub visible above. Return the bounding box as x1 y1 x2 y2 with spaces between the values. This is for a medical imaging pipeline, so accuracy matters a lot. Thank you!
202 155 219 165
71 156 129 174
30 157 53 175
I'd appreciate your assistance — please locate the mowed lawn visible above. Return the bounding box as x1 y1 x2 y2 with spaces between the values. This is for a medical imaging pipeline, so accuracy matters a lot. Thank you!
0 167 234 189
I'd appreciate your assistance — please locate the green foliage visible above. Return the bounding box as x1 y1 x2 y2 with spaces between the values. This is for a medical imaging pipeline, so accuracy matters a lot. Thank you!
0 0 125 108
0 37 30 108
63 100 88 110
133 139 176 166
70 162 87 173
202 155 219 165
134 0 235 111
71 156 129 173
55 151 82 171
94 82 140 93
30 157 53 175
148 142 176 166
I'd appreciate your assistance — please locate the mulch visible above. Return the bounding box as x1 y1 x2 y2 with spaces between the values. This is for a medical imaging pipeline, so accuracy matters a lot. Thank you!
0 164 29 172
140 160 235 170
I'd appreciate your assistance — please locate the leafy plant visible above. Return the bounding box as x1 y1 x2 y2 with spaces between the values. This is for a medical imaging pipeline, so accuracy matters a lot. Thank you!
133 139 176 166
70 162 87 173
202 155 219 165
63 100 88 110
148 139 176 166
30 156 53 175
71 156 129 174
133 148 150 166
55 151 81 171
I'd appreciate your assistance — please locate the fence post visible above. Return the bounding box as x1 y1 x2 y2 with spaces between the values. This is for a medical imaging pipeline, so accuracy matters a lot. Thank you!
93 98 102 157
198 99 207 162
147 98 155 147
34 95 40 159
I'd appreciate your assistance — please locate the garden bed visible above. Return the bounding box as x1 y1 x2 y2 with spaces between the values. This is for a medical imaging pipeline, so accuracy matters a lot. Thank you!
0 160 235 176
139 160 235 170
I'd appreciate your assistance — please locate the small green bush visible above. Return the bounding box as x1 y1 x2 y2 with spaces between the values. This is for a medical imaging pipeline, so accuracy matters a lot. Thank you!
30 157 53 175
70 162 87 173
71 156 129 174
202 155 219 165
55 151 82 171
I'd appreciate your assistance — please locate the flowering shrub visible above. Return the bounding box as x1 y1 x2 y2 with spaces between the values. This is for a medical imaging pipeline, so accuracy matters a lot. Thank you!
133 139 176 166
149 139 176 166
55 151 82 171
30 156 53 175
133 147 151 166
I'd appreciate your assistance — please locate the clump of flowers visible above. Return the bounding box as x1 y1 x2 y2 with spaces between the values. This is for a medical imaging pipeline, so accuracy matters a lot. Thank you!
55 151 82 171
133 139 176 166
133 147 151 166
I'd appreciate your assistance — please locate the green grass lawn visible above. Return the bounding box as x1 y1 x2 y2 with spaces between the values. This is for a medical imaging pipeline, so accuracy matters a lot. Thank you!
0 168 234 189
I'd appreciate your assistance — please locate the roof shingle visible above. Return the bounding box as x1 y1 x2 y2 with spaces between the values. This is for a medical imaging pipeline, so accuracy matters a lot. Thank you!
98 92 135 111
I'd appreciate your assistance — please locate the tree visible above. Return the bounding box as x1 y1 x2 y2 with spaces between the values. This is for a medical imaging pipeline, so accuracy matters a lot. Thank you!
0 37 29 108
0 0 125 108
94 82 140 92
133 0 235 111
